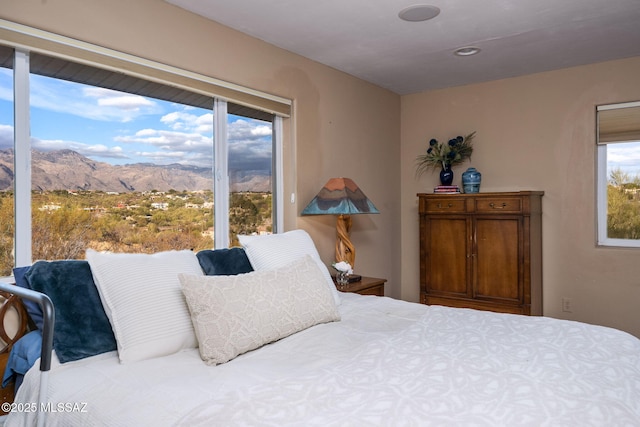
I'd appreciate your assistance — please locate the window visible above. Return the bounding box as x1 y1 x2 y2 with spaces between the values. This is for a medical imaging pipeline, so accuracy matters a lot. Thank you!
0 45 283 275
227 113 274 246
596 101 640 247
0 45 14 274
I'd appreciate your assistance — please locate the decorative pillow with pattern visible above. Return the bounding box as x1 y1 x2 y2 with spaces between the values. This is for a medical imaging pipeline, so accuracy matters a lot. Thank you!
179 255 341 365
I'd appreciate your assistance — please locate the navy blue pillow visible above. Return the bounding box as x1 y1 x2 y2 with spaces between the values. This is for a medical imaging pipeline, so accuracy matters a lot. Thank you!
196 248 253 276
25 260 116 363
13 266 44 330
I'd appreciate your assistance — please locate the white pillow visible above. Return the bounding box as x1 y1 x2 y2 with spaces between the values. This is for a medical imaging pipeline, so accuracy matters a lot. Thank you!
85 249 204 363
238 230 341 305
179 255 340 365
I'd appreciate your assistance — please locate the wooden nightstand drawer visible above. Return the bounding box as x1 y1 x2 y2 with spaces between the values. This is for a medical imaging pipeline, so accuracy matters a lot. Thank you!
334 276 386 296
356 284 385 296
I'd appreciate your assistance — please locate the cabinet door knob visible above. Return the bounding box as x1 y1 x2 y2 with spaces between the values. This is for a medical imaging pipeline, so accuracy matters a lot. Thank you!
489 202 507 209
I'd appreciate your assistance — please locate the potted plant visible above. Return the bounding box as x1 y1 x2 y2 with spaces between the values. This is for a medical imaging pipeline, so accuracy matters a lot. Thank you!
415 132 476 185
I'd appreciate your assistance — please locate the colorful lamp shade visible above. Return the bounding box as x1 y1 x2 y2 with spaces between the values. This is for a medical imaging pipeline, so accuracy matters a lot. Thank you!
301 177 379 268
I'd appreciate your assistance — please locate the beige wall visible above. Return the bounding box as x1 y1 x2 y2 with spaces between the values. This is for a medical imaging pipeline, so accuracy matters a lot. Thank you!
0 0 402 293
401 56 640 337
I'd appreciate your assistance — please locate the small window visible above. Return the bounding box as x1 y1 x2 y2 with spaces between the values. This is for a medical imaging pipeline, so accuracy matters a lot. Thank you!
596 102 640 247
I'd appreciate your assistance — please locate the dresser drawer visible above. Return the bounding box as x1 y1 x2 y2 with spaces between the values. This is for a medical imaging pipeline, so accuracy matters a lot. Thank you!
475 197 522 213
420 197 466 213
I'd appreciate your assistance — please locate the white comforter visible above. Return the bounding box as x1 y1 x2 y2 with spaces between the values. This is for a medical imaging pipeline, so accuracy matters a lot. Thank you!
6 294 640 426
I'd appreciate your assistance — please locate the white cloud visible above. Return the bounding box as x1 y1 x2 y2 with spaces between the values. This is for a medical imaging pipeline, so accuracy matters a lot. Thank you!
32 136 129 160
0 125 130 160
115 128 212 157
251 125 272 137
110 108 217 165
136 128 157 137
228 119 272 141
82 87 159 121
83 144 126 158
0 124 13 149
161 111 189 124
135 149 212 166
608 142 640 177
96 95 155 110
0 69 12 103
112 111 272 169
161 111 213 134
29 76 161 122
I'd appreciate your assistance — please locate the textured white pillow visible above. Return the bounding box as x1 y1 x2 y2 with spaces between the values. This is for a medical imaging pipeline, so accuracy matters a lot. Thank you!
238 230 341 305
179 255 341 365
85 249 204 363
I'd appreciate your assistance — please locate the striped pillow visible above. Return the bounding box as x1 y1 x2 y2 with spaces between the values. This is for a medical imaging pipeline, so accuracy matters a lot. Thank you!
85 249 204 363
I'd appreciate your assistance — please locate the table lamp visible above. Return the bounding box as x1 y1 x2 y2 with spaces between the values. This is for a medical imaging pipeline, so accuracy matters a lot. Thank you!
301 177 379 268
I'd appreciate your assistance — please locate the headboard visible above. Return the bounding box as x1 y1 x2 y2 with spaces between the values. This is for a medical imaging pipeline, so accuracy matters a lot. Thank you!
0 289 31 414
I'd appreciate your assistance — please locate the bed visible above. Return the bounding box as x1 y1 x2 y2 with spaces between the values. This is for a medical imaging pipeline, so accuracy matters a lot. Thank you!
1 230 639 426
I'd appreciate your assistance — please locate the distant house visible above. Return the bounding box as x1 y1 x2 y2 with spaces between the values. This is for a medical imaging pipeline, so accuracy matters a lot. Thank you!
38 204 61 211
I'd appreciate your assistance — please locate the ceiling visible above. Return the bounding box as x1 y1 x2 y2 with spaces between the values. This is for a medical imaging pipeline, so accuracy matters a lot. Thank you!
167 0 640 95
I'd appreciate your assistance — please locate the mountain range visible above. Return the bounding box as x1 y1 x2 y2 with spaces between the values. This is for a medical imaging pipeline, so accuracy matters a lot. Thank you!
0 149 271 193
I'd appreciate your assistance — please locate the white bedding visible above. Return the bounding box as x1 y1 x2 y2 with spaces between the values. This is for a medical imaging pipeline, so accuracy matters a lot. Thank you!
6 293 640 426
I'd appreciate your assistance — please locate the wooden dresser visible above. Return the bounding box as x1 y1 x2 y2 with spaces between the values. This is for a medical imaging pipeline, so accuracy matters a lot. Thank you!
418 191 543 315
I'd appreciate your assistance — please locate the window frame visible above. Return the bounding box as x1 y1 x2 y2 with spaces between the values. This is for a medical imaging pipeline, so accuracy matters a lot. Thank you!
596 101 640 248
13 48 31 265
5 43 286 266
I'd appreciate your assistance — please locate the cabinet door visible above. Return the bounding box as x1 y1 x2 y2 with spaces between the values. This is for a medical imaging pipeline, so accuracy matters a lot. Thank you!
422 216 470 297
473 216 522 303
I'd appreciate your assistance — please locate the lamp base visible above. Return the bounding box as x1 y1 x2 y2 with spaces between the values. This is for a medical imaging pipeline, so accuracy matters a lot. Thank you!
335 214 355 267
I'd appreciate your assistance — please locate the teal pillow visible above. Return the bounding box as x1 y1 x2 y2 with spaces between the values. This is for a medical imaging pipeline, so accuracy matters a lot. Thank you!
25 260 116 363
196 248 253 276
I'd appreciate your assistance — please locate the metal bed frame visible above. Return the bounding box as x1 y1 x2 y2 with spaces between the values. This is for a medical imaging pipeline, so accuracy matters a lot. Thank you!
0 282 54 427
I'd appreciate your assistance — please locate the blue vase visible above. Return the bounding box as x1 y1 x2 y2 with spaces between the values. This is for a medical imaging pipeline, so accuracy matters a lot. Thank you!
439 165 454 186
462 167 481 193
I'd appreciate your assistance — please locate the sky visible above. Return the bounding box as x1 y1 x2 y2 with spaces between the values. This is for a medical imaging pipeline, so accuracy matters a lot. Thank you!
607 142 640 179
0 68 273 173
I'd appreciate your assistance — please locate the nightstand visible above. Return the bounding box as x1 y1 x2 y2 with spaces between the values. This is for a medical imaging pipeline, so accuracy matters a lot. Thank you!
334 276 386 296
